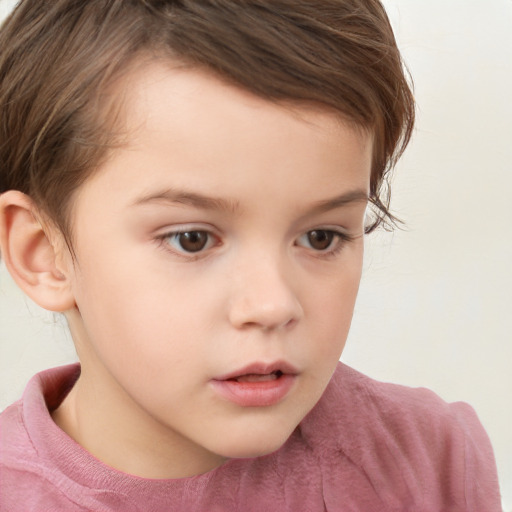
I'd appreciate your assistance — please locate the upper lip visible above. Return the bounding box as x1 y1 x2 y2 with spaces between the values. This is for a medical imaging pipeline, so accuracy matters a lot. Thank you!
213 361 299 381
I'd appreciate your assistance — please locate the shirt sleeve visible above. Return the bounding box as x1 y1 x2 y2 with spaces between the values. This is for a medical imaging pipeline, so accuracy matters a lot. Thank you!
449 401 502 510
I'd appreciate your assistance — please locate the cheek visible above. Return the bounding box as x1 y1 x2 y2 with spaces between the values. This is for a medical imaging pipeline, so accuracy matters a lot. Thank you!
74 245 230 375
305 255 363 355
71 256 195 369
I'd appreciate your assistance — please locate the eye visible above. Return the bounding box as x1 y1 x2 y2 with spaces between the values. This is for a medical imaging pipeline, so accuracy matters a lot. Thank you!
164 230 213 253
296 229 342 252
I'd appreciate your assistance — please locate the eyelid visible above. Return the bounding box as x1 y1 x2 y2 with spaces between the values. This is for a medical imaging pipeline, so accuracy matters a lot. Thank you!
155 224 221 258
154 222 219 239
295 227 357 256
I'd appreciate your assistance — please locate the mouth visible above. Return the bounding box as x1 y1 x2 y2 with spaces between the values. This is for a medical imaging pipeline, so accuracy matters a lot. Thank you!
231 370 284 383
214 361 298 382
211 362 298 407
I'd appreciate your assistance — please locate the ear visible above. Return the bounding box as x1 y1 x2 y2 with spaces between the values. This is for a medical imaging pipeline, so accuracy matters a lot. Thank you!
0 190 75 312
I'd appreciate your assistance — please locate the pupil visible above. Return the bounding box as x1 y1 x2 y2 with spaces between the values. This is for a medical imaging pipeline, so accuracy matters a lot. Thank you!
179 231 208 252
308 230 333 250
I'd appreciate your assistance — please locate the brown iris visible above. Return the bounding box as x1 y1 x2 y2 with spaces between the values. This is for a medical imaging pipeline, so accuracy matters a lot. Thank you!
307 230 334 251
177 231 209 252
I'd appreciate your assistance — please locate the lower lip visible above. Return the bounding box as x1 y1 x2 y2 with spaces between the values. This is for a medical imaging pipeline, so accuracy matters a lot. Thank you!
210 374 296 407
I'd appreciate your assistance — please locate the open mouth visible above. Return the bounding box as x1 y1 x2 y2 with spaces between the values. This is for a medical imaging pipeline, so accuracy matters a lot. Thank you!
229 370 284 383
211 364 297 407
215 361 298 383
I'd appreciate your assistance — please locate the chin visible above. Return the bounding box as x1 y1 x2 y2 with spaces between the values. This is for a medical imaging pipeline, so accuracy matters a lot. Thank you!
210 423 298 460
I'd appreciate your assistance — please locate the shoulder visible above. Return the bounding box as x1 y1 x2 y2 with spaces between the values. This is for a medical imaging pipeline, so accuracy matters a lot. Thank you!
0 366 89 512
0 398 38 474
299 363 501 511
1 399 67 511
302 363 467 444
303 362 494 454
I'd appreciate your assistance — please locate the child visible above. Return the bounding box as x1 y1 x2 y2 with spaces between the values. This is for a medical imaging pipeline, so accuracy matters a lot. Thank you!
0 0 501 510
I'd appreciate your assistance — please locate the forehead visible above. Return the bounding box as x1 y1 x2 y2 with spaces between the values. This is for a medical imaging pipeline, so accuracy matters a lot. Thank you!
70 61 372 221
116 59 371 149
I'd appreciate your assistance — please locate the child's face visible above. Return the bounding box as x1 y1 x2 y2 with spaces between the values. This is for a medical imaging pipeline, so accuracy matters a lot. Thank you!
61 62 371 475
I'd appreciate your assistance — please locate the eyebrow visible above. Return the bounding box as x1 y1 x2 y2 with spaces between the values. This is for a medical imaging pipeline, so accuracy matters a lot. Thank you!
131 187 368 215
131 188 240 214
307 189 369 215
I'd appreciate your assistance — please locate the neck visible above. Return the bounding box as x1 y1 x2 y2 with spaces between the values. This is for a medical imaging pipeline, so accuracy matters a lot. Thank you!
51 359 226 479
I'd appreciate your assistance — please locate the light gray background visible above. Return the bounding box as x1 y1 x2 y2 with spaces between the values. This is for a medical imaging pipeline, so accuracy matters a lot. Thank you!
1 0 511 509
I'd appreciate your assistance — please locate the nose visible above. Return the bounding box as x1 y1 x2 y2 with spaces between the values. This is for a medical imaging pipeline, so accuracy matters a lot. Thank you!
227 255 304 331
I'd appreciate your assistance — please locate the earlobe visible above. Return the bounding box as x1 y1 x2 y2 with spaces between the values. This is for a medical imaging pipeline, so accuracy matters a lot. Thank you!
0 190 75 312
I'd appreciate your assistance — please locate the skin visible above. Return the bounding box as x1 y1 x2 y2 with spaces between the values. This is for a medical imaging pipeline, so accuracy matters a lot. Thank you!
49 62 372 479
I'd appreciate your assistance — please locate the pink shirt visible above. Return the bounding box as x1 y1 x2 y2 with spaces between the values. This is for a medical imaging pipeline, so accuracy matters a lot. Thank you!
0 363 501 511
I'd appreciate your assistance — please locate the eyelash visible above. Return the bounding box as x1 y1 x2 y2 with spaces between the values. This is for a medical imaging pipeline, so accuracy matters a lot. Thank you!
156 228 220 260
295 229 355 258
156 228 356 259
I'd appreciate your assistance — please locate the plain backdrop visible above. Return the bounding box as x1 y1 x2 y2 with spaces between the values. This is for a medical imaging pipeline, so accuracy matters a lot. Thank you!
0 0 511 509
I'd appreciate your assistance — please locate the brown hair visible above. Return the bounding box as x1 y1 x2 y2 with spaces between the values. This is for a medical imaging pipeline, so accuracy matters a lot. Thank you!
0 0 414 247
